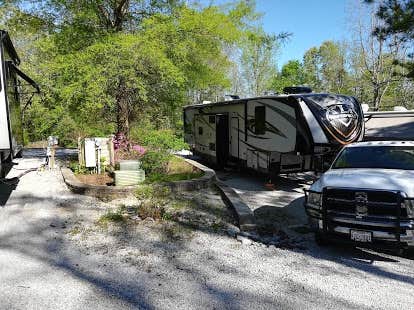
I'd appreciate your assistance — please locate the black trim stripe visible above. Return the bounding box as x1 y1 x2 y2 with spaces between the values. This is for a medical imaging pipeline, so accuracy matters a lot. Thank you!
255 100 297 128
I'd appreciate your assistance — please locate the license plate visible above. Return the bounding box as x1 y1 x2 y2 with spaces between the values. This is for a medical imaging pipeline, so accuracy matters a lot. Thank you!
350 230 372 243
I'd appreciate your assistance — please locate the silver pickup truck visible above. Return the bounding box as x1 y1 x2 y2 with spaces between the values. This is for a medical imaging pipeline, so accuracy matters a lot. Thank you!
305 141 414 254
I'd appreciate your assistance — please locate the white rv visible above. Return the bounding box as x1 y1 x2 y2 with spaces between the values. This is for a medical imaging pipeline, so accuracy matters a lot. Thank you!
184 92 365 175
0 30 39 177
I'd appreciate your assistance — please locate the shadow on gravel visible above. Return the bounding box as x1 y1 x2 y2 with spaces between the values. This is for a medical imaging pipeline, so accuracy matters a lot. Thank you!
0 191 277 309
1 170 413 309
261 195 414 285
0 179 19 207
219 167 414 284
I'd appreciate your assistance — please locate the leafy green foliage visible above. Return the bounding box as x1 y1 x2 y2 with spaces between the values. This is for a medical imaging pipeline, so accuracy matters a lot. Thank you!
367 0 414 79
271 60 306 93
140 150 172 176
241 28 282 96
69 161 88 175
3 1 257 145
130 124 188 151
135 184 171 200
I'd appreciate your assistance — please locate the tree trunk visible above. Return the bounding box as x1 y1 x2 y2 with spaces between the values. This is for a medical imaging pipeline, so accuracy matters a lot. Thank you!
116 78 130 138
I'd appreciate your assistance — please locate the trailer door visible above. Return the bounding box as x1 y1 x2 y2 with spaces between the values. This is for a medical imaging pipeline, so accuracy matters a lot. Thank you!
230 116 239 159
216 114 229 167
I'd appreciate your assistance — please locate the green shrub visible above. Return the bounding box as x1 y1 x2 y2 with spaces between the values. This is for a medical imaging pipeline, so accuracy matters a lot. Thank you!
69 161 88 174
140 150 172 175
130 126 188 151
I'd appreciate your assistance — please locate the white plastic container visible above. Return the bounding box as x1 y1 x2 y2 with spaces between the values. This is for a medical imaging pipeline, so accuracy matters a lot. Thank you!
119 160 141 171
114 169 145 186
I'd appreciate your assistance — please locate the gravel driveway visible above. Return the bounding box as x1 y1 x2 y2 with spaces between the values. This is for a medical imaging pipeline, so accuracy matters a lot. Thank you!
0 158 413 310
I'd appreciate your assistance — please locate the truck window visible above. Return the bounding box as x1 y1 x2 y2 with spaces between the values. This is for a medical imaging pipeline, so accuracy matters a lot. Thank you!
255 106 266 135
333 146 414 170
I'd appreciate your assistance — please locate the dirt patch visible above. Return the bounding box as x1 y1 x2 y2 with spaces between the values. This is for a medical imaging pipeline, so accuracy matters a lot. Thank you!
68 187 237 249
76 173 114 186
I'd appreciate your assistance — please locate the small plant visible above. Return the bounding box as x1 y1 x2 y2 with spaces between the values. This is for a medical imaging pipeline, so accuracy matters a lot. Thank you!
69 161 88 174
68 226 81 236
135 185 155 200
137 201 165 220
161 211 173 221
135 184 171 200
97 209 125 225
170 199 192 210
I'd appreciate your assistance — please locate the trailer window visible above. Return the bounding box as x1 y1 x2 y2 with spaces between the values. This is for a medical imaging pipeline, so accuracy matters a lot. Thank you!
255 106 266 135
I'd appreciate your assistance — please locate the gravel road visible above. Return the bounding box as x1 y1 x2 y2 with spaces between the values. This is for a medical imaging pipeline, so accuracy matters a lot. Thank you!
0 158 413 310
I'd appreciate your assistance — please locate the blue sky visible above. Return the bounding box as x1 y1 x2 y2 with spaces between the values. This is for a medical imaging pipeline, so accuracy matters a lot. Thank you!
203 0 353 68
256 0 350 67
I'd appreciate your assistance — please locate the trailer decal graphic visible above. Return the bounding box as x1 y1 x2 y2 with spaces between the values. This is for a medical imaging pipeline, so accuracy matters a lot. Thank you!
256 100 297 128
246 118 287 138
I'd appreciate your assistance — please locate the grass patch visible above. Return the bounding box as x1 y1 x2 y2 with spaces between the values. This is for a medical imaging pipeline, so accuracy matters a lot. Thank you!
145 171 203 183
170 198 194 210
138 201 165 220
141 155 203 184
167 156 195 174
68 226 81 236
97 209 125 225
135 184 171 200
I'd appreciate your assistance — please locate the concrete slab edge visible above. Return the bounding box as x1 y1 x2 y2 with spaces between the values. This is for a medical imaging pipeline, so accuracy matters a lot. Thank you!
214 180 256 232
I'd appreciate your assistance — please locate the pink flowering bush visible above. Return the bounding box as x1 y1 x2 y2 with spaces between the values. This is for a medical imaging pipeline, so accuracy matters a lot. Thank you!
113 132 146 161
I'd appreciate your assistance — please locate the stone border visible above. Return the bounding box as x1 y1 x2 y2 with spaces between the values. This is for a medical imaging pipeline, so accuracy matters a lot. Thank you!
61 157 216 200
61 167 137 200
62 156 256 232
162 157 216 191
214 180 256 232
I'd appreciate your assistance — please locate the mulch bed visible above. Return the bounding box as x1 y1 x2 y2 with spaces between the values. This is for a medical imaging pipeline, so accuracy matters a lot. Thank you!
76 173 114 186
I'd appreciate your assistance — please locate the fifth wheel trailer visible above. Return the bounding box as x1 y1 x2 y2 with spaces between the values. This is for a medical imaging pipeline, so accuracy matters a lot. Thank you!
184 93 365 175
0 30 39 177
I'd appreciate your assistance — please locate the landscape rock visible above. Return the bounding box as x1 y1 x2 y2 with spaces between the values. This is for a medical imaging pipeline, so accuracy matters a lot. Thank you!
236 235 252 246
226 226 240 238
